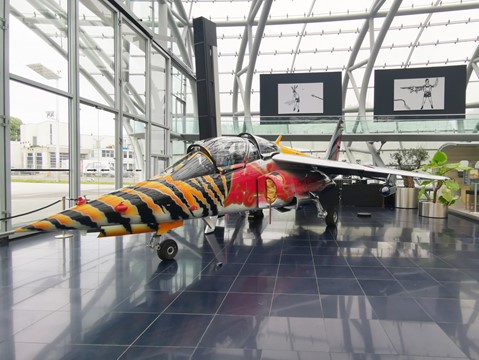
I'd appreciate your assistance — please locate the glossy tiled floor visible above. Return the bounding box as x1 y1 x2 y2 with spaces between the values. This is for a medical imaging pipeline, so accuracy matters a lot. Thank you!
1 205 479 360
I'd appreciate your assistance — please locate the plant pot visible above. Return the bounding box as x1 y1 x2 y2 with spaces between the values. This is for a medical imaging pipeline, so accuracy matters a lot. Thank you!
418 201 448 218
395 187 419 209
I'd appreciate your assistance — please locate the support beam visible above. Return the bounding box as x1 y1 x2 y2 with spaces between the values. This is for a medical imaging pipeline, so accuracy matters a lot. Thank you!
243 0 274 131
213 2 479 27
232 0 264 133
0 0 10 232
358 0 403 166
68 0 80 204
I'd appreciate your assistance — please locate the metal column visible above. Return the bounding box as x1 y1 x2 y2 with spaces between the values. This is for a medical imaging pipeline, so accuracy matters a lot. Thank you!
0 0 10 232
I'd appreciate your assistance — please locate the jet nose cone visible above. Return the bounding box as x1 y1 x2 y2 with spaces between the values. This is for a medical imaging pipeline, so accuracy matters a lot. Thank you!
15 220 57 233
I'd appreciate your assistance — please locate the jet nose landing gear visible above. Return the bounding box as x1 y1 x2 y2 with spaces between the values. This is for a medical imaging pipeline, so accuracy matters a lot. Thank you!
157 239 178 261
148 236 178 261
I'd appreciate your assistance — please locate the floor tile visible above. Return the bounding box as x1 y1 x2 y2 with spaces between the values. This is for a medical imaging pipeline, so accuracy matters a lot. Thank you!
184 275 236 292
438 322 479 360
191 347 262 359
198 315 268 349
165 291 226 314
230 275 276 293
324 318 396 354
345 257 382 267
318 278 364 296
380 321 467 358
261 316 330 352
368 297 432 322
278 263 316 278
218 293 272 316
314 255 348 266
274 277 319 295
417 298 479 323
351 266 394 280
134 313 213 347
240 263 278 277
316 266 355 279
321 295 375 319
120 346 193 359
271 293 322 317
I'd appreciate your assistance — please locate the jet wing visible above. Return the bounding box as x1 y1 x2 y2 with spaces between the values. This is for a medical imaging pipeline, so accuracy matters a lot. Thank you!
272 153 448 181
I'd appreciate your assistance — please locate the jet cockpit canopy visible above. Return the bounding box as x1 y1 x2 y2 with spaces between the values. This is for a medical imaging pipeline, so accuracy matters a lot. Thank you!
160 134 281 180
195 137 248 168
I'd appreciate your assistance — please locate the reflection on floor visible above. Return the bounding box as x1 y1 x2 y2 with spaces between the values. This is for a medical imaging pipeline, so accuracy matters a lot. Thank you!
1 205 479 360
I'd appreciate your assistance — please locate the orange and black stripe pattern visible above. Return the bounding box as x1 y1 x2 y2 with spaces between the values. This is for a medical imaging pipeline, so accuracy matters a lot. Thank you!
15 173 233 236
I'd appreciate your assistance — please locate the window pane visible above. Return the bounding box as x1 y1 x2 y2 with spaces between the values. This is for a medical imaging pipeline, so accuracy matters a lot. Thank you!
151 125 165 156
10 81 69 227
151 157 167 176
151 47 167 125
122 23 146 116
80 104 116 199
171 65 186 133
79 0 115 107
123 118 146 184
10 0 68 91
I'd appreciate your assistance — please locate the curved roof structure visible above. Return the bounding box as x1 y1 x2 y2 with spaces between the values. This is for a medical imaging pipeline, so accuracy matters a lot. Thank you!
160 0 479 116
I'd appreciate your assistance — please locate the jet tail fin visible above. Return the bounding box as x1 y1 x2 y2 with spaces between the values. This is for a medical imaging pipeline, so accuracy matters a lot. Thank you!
324 118 343 161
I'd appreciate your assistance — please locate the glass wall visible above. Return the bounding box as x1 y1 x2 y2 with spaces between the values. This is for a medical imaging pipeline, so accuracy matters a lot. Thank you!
3 0 195 232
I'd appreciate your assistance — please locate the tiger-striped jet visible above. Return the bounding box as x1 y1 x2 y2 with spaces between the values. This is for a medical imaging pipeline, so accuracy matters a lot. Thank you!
15 121 447 260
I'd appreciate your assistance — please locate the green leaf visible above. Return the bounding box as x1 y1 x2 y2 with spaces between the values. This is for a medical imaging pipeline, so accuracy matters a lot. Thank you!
418 187 427 199
444 179 459 191
438 189 459 206
431 151 447 165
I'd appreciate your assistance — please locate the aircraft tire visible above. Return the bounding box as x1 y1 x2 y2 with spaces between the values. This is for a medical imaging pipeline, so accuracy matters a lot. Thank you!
325 208 338 227
157 239 178 261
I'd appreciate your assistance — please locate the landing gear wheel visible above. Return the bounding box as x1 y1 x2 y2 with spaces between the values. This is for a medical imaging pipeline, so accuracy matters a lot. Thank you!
157 239 178 261
325 208 338 227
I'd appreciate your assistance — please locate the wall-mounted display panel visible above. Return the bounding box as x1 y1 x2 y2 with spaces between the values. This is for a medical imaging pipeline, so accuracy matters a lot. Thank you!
374 65 466 119
260 72 342 121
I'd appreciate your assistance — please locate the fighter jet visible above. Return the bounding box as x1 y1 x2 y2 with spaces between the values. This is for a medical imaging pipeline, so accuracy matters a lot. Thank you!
15 120 446 260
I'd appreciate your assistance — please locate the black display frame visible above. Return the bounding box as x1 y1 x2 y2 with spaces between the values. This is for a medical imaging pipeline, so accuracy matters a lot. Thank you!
259 72 342 122
374 65 466 120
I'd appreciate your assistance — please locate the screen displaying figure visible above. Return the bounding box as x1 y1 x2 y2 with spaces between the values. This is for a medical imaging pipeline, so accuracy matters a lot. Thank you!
278 82 324 114
393 77 445 111
291 85 300 112
419 78 437 109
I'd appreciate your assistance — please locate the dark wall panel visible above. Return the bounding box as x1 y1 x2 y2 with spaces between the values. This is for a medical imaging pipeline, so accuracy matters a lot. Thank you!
194 17 218 139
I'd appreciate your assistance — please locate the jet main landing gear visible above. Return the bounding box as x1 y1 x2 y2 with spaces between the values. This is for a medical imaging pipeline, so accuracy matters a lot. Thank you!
309 192 338 227
325 207 338 227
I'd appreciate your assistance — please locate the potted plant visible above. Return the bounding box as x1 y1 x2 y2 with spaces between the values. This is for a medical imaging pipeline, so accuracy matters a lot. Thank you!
417 150 471 218
390 147 429 209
